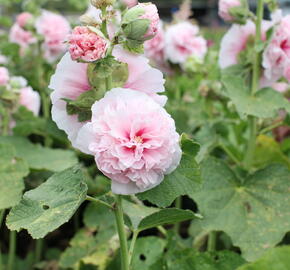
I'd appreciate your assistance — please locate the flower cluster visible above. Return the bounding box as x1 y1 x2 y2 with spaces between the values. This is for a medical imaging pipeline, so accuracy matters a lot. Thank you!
0 66 40 116
50 2 181 194
10 10 70 62
219 1 290 91
144 15 207 72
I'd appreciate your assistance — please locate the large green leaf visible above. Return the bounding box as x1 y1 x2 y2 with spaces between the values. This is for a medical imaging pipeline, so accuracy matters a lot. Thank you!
194 157 290 261
123 199 199 231
138 135 201 207
166 249 245 270
237 246 290 270
0 144 29 210
131 237 166 270
221 66 290 118
0 136 78 172
6 166 87 238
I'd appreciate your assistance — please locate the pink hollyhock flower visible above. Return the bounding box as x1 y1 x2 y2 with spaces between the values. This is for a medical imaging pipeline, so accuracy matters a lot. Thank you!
49 45 166 146
138 3 159 38
271 82 289 93
19 87 41 116
164 22 207 64
16 12 33 28
0 67 9 86
263 15 290 83
36 10 71 62
144 21 165 64
75 88 181 195
219 20 271 69
9 24 36 49
218 0 241 22
121 0 138 8
68 26 109 62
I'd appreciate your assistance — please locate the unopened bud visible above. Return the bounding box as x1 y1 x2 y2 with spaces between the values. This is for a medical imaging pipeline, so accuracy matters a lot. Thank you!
90 0 115 9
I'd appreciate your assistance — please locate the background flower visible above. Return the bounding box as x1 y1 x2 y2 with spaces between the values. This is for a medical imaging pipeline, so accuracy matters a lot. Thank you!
218 0 242 22
164 22 207 64
19 86 41 116
0 67 9 86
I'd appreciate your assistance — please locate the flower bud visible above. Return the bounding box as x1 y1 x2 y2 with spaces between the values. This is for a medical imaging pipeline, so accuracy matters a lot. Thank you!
16 12 33 28
68 26 109 62
122 2 159 43
218 0 248 23
90 0 115 9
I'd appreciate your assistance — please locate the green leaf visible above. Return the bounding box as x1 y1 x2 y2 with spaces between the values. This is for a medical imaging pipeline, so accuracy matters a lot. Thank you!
253 135 290 169
83 202 115 230
0 144 29 210
122 200 199 231
166 249 245 270
138 208 200 231
138 135 201 207
193 157 290 261
237 246 290 270
0 136 78 172
6 166 87 239
222 66 290 118
131 237 166 270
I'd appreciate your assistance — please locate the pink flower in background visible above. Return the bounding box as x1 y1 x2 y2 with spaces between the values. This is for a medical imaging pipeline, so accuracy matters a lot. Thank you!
68 26 109 62
219 20 271 69
164 22 207 64
36 10 71 62
19 87 41 116
0 67 9 86
9 24 36 48
263 15 290 83
75 88 181 195
144 21 165 64
50 46 165 146
218 0 241 22
16 12 33 28
271 82 289 93
121 0 138 8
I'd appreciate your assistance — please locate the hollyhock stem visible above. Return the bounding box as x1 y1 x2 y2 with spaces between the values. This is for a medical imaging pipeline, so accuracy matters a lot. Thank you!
7 231 16 270
2 111 9 136
244 0 264 169
34 238 43 264
207 231 217 252
114 195 129 270
128 230 139 264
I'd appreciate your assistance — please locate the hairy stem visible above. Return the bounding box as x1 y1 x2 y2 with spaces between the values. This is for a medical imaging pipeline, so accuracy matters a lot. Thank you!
128 230 139 265
114 195 129 270
244 0 264 169
7 231 16 270
34 239 43 264
207 231 217 252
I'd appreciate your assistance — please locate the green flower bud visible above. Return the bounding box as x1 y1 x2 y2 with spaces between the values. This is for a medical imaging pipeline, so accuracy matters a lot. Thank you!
90 0 115 9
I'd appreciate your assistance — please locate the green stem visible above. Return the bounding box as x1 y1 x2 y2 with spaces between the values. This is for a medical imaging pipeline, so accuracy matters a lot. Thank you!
2 111 9 136
219 142 241 166
244 0 264 169
174 197 182 233
207 231 217 252
114 195 129 270
0 210 4 270
106 76 112 91
259 121 283 134
157 226 167 237
7 231 16 270
34 239 43 264
128 230 139 265
86 195 113 209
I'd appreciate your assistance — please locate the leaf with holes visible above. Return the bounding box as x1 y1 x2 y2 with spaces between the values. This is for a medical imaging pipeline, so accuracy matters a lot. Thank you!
193 157 290 261
221 65 290 118
6 166 87 239
131 237 166 270
0 144 29 210
0 136 78 172
138 134 201 207
237 246 290 270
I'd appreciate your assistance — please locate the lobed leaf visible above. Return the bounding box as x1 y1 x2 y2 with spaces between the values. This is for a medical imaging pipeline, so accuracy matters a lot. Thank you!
6 166 87 238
